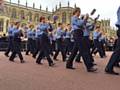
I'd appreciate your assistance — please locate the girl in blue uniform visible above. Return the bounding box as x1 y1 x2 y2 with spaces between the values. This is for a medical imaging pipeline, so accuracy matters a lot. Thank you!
36 17 55 67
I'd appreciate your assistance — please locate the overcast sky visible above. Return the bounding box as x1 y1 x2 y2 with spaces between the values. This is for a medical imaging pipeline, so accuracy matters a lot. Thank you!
5 0 120 27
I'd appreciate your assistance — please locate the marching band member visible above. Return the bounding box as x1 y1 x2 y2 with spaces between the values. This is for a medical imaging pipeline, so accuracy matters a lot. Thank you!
105 6 120 75
5 22 14 57
36 16 55 67
64 24 72 56
26 24 35 55
93 26 104 58
9 21 25 63
53 23 66 62
66 7 97 72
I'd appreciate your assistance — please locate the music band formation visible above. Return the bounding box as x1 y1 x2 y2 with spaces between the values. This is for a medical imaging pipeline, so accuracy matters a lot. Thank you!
4 7 120 75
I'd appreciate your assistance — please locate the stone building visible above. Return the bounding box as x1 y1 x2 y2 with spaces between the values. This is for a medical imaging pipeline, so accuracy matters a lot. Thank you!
0 0 115 37
100 19 116 37
0 0 75 35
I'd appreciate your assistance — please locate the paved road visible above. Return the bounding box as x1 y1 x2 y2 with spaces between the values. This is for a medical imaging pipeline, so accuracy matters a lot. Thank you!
0 52 119 90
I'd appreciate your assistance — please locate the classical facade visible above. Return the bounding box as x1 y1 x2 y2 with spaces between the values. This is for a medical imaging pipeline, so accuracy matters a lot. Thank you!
0 0 115 37
100 19 116 37
0 0 75 35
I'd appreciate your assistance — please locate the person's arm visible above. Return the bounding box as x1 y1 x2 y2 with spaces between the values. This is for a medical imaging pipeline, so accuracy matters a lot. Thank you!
86 22 95 31
72 16 85 27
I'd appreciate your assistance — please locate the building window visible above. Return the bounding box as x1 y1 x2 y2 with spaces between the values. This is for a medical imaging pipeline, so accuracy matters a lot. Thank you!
62 12 66 23
6 20 9 32
28 12 32 22
69 13 72 23
11 8 17 18
4 6 9 15
20 10 25 20
34 13 39 22
0 19 4 32
8 7 11 17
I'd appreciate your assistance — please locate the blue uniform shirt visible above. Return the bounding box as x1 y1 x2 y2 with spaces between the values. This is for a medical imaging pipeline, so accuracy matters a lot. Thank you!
93 31 101 40
99 36 106 43
65 31 71 39
71 16 85 31
56 27 65 39
27 29 34 39
83 29 90 37
35 29 42 38
8 26 14 37
39 23 51 34
36 23 51 38
35 24 44 38
32 30 36 40
12 28 21 38
83 22 95 37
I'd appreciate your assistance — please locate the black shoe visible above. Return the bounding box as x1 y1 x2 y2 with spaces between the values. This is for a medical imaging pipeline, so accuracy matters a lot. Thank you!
36 60 41 64
37 62 43 65
9 59 14 62
49 63 55 67
21 60 25 63
50 53 54 56
66 66 76 70
105 69 119 75
75 60 82 63
5 53 9 57
36 61 43 65
87 68 97 72
93 63 97 66
32 55 36 59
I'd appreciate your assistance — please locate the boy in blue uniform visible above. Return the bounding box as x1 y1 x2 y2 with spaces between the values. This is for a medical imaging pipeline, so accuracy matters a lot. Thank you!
53 23 66 62
26 24 35 55
5 22 14 57
32 29 36 55
99 33 106 57
32 23 43 58
48 32 55 56
9 21 25 63
75 14 96 63
92 26 104 58
64 24 72 56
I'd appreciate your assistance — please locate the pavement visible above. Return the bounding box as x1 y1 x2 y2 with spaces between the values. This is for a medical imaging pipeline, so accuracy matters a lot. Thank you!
0 52 119 90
